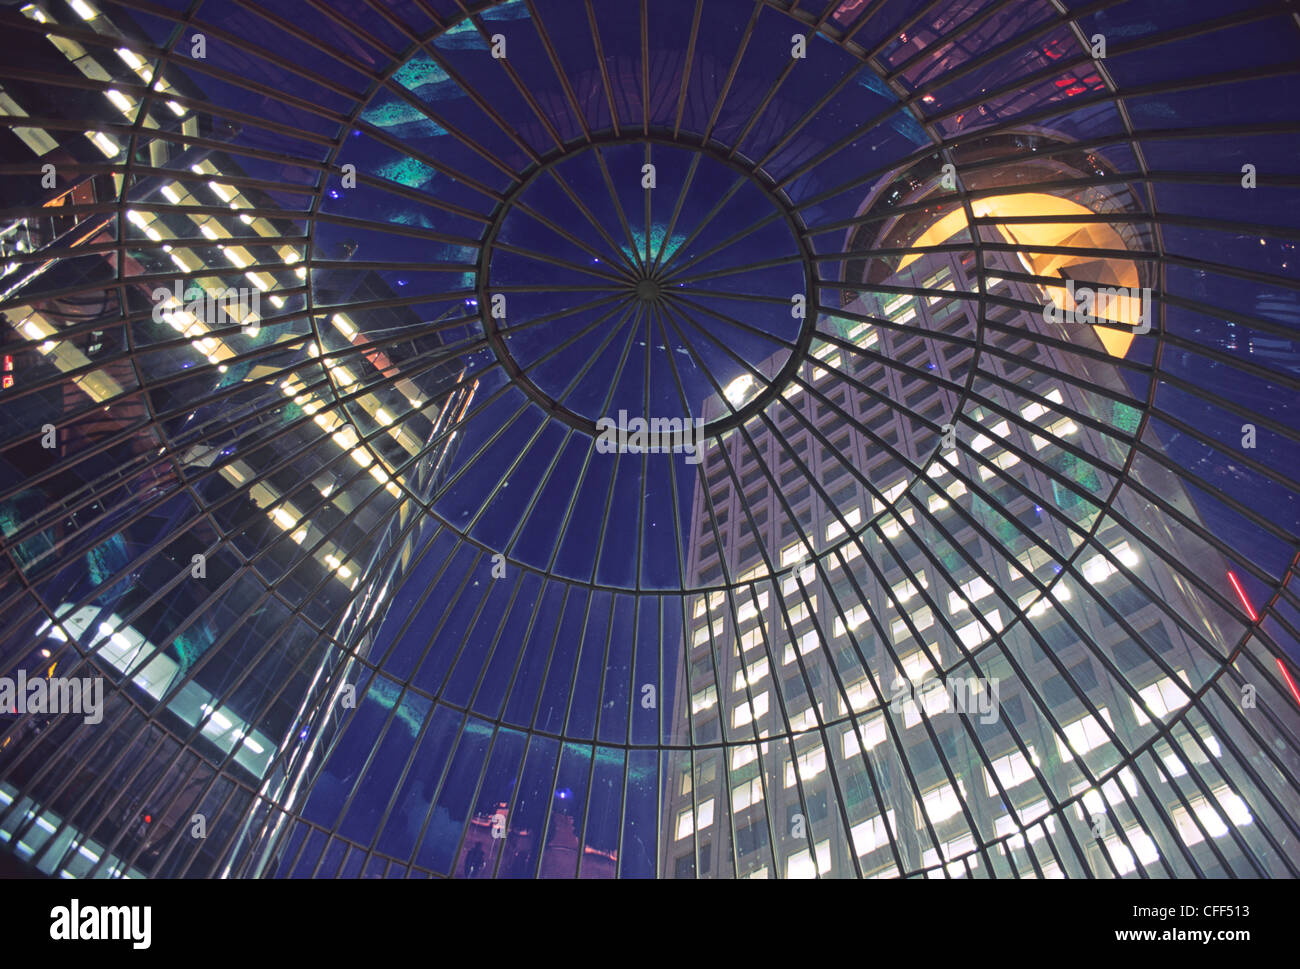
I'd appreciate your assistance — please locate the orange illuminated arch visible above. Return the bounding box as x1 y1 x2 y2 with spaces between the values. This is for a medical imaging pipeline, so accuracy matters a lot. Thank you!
899 193 1145 358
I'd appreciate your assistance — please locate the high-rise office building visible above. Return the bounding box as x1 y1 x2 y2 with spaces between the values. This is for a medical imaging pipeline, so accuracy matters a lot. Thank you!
664 197 1290 876
0 0 478 876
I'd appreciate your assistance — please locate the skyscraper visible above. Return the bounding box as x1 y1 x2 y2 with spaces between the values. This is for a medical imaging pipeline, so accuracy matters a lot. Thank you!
0 0 479 876
664 180 1299 876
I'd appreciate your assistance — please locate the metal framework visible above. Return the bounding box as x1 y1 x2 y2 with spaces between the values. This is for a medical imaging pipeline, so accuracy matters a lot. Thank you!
0 0 1296 879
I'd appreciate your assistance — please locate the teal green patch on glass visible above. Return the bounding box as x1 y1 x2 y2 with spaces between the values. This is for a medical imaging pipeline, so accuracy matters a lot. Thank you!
376 156 437 188
361 99 448 138
620 226 688 265
363 676 427 735
393 52 450 92
1112 400 1142 435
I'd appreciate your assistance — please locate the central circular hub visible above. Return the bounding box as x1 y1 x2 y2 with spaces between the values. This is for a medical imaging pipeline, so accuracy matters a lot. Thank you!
479 137 816 437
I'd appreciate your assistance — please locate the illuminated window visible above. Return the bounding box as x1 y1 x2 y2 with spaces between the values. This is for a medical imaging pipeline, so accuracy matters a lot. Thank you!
983 747 1038 796
1057 708 1115 761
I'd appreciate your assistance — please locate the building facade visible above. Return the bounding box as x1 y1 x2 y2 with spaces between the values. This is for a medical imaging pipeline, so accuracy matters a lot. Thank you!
663 234 1300 877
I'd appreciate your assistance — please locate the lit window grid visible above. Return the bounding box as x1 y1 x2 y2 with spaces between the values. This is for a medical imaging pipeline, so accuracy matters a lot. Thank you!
667 264 1288 877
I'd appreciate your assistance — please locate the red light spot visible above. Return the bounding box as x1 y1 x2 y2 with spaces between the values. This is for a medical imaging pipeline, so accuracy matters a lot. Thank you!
1065 85 1087 96
1227 570 1258 622
144 814 152 824
1277 659 1300 708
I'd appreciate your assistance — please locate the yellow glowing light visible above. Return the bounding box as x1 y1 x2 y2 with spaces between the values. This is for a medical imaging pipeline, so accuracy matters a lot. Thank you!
900 193 1143 358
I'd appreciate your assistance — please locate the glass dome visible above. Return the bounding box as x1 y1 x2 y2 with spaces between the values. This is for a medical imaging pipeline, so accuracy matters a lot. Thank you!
0 0 1298 879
